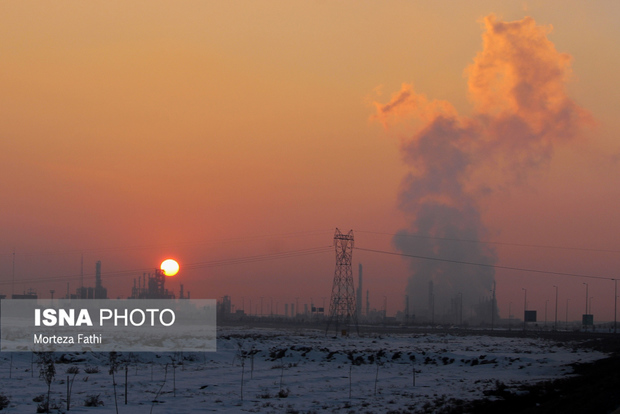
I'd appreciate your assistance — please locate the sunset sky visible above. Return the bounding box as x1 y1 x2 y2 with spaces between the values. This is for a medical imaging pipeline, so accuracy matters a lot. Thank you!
2 1 620 323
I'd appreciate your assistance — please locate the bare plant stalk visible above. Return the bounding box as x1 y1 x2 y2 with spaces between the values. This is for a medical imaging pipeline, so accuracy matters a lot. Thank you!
240 358 245 401
251 353 254 379
109 352 119 414
125 364 128 405
374 363 379 396
66 366 79 411
150 363 168 414
349 364 352 400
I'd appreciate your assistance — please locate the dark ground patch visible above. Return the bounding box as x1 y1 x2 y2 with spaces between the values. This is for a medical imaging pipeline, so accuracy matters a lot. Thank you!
442 337 620 414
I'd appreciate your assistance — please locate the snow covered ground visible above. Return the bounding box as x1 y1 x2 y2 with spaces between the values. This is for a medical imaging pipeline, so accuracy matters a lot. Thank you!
0 328 609 413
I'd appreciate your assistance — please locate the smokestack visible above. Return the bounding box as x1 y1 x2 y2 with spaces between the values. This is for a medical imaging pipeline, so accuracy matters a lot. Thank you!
95 260 102 289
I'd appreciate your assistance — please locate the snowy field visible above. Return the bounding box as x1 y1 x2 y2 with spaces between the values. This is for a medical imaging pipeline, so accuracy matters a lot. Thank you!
0 328 609 413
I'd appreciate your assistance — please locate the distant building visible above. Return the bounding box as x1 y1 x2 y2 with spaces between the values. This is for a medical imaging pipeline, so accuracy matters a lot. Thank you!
12 288 37 299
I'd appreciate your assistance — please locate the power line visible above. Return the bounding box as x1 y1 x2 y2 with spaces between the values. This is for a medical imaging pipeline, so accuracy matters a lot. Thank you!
356 230 620 254
0 229 333 258
0 245 333 287
354 246 614 281
182 246 332 270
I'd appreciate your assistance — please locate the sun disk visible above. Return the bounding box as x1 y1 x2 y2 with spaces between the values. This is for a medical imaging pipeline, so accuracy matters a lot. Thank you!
161 259 180 276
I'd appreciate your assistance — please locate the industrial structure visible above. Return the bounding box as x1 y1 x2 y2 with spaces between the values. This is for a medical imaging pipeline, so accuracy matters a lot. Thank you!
130 268 176 299
326 228 358 335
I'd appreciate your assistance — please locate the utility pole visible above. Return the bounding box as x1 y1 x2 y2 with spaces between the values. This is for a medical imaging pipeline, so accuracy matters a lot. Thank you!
11 248 15 296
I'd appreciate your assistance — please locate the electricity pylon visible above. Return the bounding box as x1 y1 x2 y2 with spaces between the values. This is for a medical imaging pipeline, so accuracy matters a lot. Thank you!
326 228 359 335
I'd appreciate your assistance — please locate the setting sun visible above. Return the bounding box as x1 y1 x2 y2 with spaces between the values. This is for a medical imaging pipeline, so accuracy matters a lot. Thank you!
160 259 180 276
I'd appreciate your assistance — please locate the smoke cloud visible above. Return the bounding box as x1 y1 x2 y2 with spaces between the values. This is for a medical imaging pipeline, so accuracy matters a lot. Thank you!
373 15 592 322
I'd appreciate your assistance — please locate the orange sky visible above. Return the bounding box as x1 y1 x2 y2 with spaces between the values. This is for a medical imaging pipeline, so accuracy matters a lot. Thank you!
1 1 620 323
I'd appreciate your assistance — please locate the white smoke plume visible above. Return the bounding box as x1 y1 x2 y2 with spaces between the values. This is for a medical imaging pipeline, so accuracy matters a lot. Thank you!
373 15 592 321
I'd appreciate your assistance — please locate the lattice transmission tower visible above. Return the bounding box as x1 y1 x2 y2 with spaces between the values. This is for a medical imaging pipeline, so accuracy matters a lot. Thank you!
326 228 359 335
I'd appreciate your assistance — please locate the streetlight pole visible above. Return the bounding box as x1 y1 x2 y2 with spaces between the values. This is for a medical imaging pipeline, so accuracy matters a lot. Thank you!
545 299 548 327
522 288 527 332
383 296 387 323
491 281 496 331
459 292 463 325
583 282 588 332
589 297 594 331
614 279 618 335
509 302 512 331
566 298 570 330
553 285 558 331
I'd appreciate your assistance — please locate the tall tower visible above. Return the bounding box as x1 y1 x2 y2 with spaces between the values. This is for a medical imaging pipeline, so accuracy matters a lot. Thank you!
326 228 358 335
